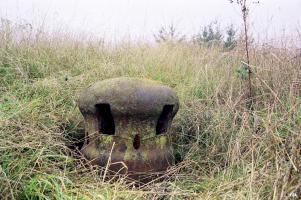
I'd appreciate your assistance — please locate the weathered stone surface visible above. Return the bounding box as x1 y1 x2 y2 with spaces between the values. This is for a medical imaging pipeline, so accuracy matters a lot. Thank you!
77 77 179 183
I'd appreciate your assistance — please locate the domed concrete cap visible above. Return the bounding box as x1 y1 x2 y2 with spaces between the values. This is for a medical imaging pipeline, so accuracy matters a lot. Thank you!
77 77 179 117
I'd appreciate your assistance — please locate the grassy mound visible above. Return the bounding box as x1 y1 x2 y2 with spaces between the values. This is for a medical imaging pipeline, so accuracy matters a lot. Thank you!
1 25 301 199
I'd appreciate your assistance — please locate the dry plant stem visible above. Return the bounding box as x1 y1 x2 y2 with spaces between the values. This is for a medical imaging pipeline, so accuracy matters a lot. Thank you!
234 0 254 111
242 2 253 111
103 142 115 182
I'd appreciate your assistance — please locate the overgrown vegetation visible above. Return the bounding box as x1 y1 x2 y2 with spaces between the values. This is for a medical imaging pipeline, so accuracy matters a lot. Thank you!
1 19 301 199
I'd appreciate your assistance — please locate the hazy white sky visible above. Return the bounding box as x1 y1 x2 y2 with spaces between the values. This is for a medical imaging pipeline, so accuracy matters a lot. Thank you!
0 0 300 42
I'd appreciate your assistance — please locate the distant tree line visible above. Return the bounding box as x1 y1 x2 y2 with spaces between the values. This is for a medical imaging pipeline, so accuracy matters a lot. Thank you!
154 22 237 51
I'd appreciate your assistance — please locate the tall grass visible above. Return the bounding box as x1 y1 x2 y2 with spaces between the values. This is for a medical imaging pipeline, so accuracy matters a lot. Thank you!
0 21 301 199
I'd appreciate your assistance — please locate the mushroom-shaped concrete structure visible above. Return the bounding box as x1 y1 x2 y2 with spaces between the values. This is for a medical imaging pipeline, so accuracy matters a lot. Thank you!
77 77 179 182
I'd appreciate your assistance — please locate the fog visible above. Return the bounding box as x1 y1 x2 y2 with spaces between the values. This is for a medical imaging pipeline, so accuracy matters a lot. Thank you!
0 0 300 42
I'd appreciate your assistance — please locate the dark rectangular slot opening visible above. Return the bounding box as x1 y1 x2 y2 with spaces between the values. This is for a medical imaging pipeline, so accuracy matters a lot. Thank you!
95 103 115 135
156 105 174 135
